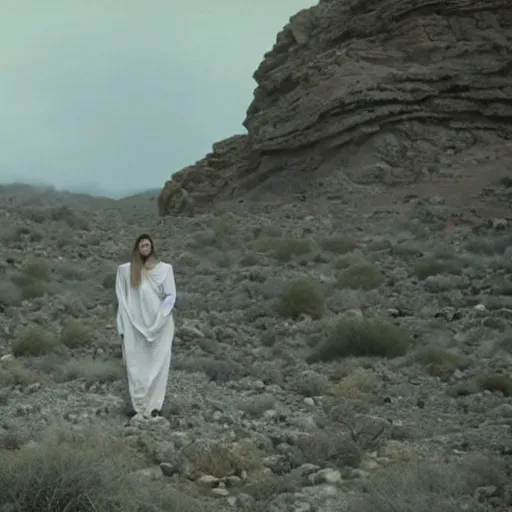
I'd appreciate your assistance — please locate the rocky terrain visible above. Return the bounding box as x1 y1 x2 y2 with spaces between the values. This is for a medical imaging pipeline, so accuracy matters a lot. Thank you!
1 177 512 511
158 0 512 215
2 1 512 511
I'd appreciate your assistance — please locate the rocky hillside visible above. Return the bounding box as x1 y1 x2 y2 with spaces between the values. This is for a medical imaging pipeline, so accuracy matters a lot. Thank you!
1 180 512 511
158 0 512 215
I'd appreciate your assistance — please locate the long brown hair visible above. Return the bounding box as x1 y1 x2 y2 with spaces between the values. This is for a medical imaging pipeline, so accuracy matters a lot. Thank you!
130 233 157 288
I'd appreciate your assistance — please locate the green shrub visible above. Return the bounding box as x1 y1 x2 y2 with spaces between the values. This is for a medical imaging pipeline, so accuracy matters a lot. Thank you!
475 372 512 396
413 346 470 379
319 235 358 254
337 263 384 290
308 318 411 363
22 258 51 281
60 320 91 348
278 279 325 320
412 257 463 280
255 237 311 262
12 327 59 357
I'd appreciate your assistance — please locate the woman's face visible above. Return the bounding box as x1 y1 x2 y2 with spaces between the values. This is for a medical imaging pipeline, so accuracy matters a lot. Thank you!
138 238 152 258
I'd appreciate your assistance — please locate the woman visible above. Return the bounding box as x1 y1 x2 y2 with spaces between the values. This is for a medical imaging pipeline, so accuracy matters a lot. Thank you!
115 233 176 418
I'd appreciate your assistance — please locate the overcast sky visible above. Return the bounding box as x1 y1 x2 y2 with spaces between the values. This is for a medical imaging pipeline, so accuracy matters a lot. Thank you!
0 0 314 197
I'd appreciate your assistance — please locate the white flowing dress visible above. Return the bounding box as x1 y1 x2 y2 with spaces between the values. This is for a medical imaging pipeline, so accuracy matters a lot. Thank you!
115 261 176 417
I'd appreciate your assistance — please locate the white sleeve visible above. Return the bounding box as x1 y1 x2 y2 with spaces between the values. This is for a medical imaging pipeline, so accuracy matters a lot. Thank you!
115 265 125 335
161 265 176 313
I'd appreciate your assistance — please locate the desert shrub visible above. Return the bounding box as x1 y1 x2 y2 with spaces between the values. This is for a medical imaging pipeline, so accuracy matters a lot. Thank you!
0 427 150 512
182 439 261 478
391 242 423 259
0 359 44 388
53 261 89 281
278 278 325 320
60 320 91 348
12 327 59 357
319 235 358 254
239 394 277 418
308 318 411 363
475 371 512 396
239 252 260 266
413 346 470 378
255 237 311 262
22 258 51 281
337 263 384 290
174 357 246 383
49 205 90 230
101 271 117 289
297 429 361 468
0 281 22 308
412 257 463 280
465 234 512 255
56 357 123 385
10 273 47 299
348 455 505 512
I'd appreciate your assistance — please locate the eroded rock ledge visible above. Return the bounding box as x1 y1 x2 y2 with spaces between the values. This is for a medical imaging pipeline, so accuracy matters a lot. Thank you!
158 0 512 215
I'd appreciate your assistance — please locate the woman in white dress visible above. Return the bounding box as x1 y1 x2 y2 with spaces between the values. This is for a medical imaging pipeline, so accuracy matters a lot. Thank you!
115 233 176 418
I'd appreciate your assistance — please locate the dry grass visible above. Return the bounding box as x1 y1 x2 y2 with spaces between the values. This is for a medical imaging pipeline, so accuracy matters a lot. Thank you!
0 425 204 512
56 356 124 385
308 318 411 363
0 359 46 388
347 453 506 512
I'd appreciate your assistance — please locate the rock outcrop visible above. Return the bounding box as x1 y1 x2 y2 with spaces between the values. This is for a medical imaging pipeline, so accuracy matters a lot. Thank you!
158 0 512 215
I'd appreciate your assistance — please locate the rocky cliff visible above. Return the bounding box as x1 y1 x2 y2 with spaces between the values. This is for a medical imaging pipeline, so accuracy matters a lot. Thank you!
158 0 512 215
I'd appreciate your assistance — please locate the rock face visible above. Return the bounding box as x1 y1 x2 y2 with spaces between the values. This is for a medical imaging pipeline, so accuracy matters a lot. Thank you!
158 0 512 215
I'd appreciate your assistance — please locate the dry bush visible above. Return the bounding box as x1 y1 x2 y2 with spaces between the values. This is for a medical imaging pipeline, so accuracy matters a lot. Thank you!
12 327 59 357
239 394 277 418
332 249 367 269
412 257 463 280
475 371 512 396
308 318 411 363
53 261 89 282
277 278 325 320
254 237 312 262
0 281 22 308
244 474 298 502
174 357 246 383
297 428 361 468
347 454 507 512
334 367 381 398
56 356 123 385
292 371 331 397
465 234 512 255
22 258 51 281
60 319 92 348
337 263 384 290
319 235 358 254
412 346 470 379
0 359 45 388
239 252 260 267
183 439 261 478
0 425 199 512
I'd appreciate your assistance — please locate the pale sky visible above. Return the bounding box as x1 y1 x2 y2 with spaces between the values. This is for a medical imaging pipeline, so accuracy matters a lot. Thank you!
0 0 314 197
